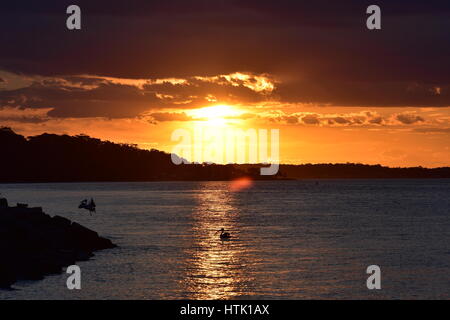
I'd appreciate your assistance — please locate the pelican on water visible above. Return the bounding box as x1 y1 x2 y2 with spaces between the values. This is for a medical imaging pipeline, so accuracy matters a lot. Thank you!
78 198 96 216
218 228 231 240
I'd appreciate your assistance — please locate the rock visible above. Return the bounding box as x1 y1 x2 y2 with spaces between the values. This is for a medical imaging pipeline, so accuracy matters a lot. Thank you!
0 197 8 208
0 202 117 289
52 215 72 228
71 222 99 239
75 250 94 261
0 265 16 289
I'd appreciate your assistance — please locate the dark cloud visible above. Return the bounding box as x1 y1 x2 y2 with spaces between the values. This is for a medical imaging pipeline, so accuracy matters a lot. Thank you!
0 80 159 118
333 117 351 125
395 113 425 124
149 112 194 122
0 0 449 110
264 110 432 127
274 81 450 107
0 114 48 124
0 73 273 118
282 115 298 124
369 116 384 125
0 106 50 123
301 114 320 125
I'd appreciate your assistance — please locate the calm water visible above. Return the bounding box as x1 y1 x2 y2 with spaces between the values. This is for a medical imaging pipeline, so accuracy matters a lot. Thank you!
0 180 449 300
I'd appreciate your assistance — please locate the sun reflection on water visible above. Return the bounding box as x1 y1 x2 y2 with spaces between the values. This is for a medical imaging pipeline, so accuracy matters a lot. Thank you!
181 183 254 299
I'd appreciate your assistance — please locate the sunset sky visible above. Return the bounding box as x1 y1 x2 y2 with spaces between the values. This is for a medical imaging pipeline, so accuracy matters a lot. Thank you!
1 1 449 167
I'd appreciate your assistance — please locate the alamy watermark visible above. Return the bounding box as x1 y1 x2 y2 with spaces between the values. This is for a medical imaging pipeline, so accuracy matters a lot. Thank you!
66 5 81 30
366 265 381 290
66 265 81 290
170 128 280 176
366 5 381 30
65 5 381 31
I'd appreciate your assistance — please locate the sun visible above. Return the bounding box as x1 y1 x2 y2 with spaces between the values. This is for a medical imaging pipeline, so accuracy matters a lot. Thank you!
187 105 240 126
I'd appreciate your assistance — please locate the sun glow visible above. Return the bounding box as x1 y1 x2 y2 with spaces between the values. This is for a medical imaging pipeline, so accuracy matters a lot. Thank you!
229 177 253 192
171 104 260 165
187 105 241 126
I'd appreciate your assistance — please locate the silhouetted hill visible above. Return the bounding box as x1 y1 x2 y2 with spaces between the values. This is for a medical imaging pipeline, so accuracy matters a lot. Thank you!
1 127 449 182
0 127 259 182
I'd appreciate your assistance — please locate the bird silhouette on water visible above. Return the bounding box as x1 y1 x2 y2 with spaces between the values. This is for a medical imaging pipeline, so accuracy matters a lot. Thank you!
78 198 96 216
218 228 231 240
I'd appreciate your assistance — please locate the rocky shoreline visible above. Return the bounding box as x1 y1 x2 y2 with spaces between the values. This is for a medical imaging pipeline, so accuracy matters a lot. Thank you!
0 197 117 289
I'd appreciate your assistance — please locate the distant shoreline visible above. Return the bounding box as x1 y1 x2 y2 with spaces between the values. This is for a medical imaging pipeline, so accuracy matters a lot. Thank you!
1 177 450 184
2 128 450 182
